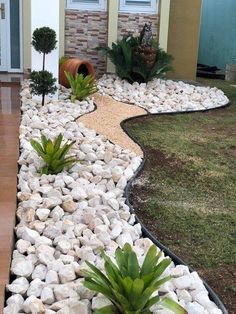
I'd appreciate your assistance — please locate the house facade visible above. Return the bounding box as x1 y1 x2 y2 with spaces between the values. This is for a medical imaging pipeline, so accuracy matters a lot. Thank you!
0 0 202 80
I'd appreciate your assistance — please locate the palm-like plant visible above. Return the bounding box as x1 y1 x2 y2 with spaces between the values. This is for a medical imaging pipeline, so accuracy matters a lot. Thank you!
100 34 173 84
83 244 187 314
30 133 78 175
65 72 97 102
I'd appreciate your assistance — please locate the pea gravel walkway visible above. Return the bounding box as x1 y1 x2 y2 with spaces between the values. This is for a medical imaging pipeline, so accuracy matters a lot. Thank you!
77 93 146 157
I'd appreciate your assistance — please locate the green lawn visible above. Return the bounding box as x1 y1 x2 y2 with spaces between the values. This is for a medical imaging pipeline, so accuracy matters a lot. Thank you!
125 79 236 312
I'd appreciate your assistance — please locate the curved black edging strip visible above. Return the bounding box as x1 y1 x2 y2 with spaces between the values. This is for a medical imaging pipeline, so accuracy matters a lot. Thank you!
119 103 230 314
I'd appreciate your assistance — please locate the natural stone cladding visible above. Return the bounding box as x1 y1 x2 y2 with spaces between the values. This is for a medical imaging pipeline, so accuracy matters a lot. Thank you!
65 10 159 77
118 13 159 40
65 10 108 77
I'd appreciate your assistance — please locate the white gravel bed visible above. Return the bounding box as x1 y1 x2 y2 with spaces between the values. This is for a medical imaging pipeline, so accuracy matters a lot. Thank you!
4 82 223 314
98 74 229 113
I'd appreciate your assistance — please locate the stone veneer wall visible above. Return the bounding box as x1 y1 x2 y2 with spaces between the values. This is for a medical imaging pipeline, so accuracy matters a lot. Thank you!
65 10 159 77
65 10 108 77
118 13 159 40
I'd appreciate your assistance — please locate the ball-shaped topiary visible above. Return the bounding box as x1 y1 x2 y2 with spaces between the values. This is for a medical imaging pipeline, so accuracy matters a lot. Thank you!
32 26 57 55
30 70 57 106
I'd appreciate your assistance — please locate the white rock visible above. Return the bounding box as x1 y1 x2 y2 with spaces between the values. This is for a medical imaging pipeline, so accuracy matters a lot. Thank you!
176 289 192 303
116 232 133 247
23 295 45 314
16 239 31 254
41 286 55 305
32 264 47 280
185 301 205 314
7 277 29 294
107 198 120 210
20 226 40 244
46 270 59 284
111 166 123 182
75 278 95 300
3 303 21 314
11 258 34 277
36 208 50 221
58 264 76 283
71 187 87 200
54 283 77 301
92 295 112 310
6 294 24 307
173 274 193 290
27 278 45 297
57 240 72 254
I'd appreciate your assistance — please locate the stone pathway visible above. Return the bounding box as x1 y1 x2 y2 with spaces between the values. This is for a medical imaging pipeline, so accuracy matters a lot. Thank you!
77 93 146 157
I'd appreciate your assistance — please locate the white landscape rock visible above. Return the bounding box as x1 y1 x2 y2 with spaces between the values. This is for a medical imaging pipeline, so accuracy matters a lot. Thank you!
7 277 29 294
98 74 229 113
11 257 34 277
4 81 225 314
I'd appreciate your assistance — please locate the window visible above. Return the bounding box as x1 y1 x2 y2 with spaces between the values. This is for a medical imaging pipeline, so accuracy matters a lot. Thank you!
67 0 105 11
119 0 158 13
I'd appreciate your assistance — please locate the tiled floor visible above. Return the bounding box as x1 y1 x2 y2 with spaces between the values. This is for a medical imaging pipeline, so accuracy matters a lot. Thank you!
0 78 21 311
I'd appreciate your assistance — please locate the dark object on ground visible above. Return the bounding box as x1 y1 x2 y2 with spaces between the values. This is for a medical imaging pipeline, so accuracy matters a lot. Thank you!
197 63 225 79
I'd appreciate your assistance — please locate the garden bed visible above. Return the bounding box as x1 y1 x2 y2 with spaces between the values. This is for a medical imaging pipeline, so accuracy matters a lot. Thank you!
4 78 229 313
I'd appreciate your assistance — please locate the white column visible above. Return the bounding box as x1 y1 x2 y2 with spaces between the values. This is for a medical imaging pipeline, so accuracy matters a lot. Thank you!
107 0 119 73
31 0 59 99
158 0 171 51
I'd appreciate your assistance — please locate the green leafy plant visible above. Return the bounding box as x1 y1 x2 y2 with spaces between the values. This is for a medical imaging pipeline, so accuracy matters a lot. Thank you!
65 72 98 102
30 70 57 106
100 34 173 84
32 27 57 71
30 133 78 175
83 243 187 314
30 26 57 105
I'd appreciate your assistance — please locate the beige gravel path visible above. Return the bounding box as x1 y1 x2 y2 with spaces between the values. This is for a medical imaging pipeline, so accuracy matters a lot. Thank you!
78 93 147 156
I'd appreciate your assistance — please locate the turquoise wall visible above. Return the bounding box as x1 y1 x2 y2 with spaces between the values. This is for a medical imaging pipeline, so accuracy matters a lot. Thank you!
198 0 236 70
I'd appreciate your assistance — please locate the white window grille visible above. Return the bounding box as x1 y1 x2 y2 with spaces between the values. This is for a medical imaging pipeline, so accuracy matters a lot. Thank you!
119 0 158 13
67 0 105 11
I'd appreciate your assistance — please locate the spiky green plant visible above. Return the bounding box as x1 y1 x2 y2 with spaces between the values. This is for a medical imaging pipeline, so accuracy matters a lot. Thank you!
30 133 78 175
65 72 97 102
83 243 187 314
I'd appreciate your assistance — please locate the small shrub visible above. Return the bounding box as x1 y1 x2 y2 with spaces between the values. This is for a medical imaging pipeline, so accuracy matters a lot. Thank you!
65 72 97 102
29 70 57 106
83 243 186 314
32 27 57 70
30 133 78 175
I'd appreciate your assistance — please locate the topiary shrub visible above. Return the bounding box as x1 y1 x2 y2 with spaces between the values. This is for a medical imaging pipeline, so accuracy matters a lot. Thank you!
32 26 57 70
30 26 57 105
30 71 57 106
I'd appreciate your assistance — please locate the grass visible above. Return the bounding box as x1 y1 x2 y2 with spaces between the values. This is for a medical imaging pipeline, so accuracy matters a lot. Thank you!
125 78 236 311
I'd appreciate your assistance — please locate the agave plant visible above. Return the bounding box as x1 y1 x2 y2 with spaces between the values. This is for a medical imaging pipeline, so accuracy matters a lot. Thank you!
83 243 187 314
30 133 78 175
65 72 97 102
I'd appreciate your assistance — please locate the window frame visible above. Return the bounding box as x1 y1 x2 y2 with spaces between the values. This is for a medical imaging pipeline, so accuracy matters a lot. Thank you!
119 0 158 13
66 0 106 11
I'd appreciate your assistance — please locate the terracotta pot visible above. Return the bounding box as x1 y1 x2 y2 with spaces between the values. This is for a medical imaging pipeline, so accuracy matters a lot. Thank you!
59 58 96 88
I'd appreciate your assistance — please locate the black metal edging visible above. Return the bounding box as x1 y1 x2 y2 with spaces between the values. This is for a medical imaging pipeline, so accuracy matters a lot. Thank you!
119 103 230 314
